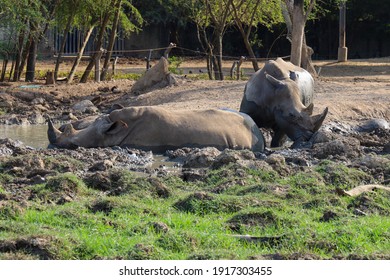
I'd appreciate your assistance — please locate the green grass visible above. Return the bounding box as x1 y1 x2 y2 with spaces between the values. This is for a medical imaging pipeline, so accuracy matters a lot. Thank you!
0 158 389 260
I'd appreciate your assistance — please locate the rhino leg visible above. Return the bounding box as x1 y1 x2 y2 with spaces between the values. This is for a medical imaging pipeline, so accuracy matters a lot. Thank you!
271 128 287 148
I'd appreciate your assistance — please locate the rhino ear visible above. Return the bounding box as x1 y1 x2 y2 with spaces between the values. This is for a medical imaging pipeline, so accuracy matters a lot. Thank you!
265 74 285 88
312 107 328 132
303 103 314 115
63 123 76 136
102 120 128 135
289 71 298 81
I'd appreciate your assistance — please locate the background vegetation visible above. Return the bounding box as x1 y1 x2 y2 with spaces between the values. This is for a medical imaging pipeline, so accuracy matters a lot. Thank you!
0 0 389 82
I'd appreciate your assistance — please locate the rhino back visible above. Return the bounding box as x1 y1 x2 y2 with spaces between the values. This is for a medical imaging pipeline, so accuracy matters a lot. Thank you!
113 107 264 152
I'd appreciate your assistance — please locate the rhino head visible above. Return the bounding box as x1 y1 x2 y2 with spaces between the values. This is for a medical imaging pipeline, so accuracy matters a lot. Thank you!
47 117 128 149
266 73 328 147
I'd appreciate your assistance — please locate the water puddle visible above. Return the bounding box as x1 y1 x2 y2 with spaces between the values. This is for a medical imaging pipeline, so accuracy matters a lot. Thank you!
0 124 183 174
0 124 49 148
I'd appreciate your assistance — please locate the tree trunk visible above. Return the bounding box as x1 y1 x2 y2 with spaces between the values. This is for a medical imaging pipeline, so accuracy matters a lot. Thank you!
231 0 261 72
243 31 259 71
206 54 213 80
16 36 33 81
101 0 122 81
54 13 74 81
213 32 223 80
301 35 317 76
12 31 26 81
1 58 8 82
25 38 37 82
8 59 15 82
196 24 214 80
290 0 305 66
67 26 94 84
80 4 112 83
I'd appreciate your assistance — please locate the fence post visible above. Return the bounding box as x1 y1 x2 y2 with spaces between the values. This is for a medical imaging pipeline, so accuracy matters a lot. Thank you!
112 56 119 76
146 50 152 70
45 70 55 85
236 56 245 80
230 61 237 79
164 43 177 59
94 49 104 82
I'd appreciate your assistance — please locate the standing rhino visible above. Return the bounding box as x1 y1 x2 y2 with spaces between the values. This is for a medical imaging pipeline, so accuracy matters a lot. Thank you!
48 106 265 153
239 57 328 148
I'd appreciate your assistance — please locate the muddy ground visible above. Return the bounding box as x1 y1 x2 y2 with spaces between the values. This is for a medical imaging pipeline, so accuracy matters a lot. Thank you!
0 58 389 260
0 58 389 217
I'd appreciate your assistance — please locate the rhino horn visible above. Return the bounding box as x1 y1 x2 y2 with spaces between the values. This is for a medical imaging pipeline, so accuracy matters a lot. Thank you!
303 103 314 115
265 73 285 88
312 107 328 132
47 118 62 144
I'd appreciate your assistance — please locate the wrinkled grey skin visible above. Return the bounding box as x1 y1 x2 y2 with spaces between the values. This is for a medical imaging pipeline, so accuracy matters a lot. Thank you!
239 57 328 148
48 106 265 153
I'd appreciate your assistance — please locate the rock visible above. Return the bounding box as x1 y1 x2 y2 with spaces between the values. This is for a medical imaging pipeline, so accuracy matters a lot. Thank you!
72 100 99 113
6 116 30 125
355 118 389 133
89 160 114 172
383 142 390 153
211 149 255 169
12 91 37 102
166 147 193 159
111 86 122 94
265 153 286 166
28 112 46 124
60 112 78 122
151 221 169 233
97 86 110 92
181 168 208 182
31 98 45 105
32 104 48 113
313 137 361 159
320 210 338 222
130 57 177 95
311 130 332 144
265 153 290 175
147 177 171 198
183 147 221 168
30 175 46 185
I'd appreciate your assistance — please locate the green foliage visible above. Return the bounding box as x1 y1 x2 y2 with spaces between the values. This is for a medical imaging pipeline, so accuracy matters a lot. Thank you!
168 56 183 74
111 72 141 80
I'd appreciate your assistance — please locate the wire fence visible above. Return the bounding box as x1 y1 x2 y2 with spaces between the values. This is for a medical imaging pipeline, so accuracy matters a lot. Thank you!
0 43 292 80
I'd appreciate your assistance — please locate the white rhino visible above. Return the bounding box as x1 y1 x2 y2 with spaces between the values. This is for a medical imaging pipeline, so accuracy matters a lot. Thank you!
239 57 328 148
48 106 265 153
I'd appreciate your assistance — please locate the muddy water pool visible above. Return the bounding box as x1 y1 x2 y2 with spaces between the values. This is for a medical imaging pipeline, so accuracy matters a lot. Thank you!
0 124 182 172
0 124 49 148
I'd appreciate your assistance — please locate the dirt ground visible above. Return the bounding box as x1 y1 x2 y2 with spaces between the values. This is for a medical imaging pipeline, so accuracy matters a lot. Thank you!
0 58 390 123
1 57 389 127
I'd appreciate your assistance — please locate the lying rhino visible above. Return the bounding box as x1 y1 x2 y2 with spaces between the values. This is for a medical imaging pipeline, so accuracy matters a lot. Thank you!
239 57 328 148
48 106 265 153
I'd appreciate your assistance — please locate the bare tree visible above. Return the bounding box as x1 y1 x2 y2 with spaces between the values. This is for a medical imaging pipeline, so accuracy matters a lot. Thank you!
100 0 122 81
230 0 282 71
282 0 316 72
67 26 94 83
205 0 234 80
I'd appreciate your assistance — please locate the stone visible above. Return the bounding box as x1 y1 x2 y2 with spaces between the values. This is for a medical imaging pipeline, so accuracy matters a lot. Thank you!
130 57 177 95
183 147 221 168
72 100 98 113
